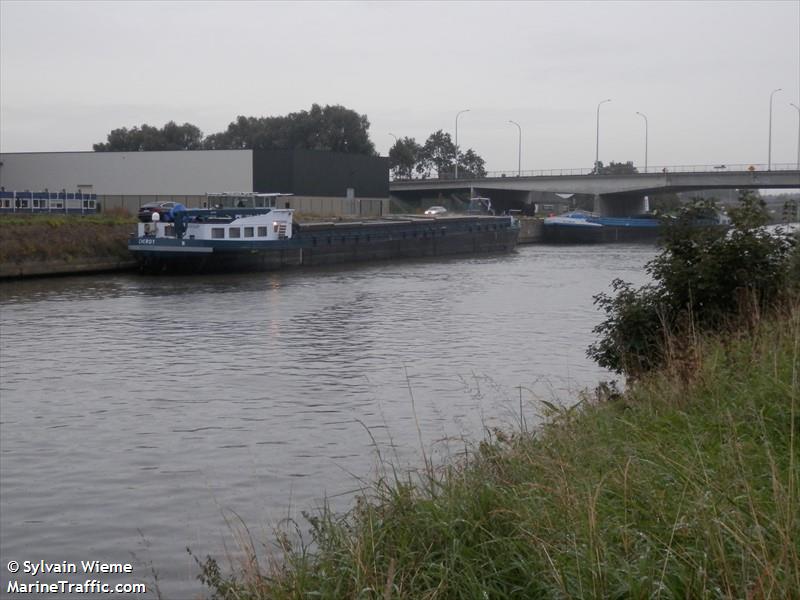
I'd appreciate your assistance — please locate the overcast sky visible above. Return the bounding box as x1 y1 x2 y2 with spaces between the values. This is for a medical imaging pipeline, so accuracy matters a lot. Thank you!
1 0 798 173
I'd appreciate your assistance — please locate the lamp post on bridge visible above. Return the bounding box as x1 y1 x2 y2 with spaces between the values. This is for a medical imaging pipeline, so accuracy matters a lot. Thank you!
790 103 800 172
768 88 782 171
635 111 648 173
595 99 611 173
508 120 522 176
454 109 470 180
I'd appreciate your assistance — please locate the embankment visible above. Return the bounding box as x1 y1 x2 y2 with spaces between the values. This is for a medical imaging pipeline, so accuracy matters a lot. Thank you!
198 305 800 598
0 215 136 279
517 216 543 243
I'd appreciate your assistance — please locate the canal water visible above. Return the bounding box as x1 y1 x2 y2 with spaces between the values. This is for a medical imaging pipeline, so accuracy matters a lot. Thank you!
0 243 656 598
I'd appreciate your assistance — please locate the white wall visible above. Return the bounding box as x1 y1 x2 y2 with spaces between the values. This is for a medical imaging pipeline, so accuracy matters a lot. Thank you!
0 150 253 195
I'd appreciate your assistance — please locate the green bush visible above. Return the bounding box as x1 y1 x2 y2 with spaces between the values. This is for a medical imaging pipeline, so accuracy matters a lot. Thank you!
588 192 797 376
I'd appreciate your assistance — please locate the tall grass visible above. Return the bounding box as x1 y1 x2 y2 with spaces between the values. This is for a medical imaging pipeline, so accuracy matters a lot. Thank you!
197 303 800 599
0 213 136 263
0 210 135 226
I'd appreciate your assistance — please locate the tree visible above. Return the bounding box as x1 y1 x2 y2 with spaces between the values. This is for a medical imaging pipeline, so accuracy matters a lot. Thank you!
594 160 638 175
459 149 487 178
304 104 375 155
201 104 376 155
93 121 203 151
388 130 487 179
202 116 268 150
418 130 457 178
389 137 421 180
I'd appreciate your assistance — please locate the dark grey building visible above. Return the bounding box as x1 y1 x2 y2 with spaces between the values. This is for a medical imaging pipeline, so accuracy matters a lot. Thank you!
253 149 388 198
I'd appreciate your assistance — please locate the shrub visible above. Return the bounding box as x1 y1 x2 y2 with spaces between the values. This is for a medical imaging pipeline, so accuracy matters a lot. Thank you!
588 191 797 376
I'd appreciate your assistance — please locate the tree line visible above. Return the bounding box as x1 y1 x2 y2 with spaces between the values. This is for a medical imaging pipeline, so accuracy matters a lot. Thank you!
389 131 486 179
93 104 376 155
93 104 489 180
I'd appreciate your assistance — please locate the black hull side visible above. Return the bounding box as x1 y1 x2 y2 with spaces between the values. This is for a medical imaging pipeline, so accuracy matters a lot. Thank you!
132 227 519 274
543 224 661 244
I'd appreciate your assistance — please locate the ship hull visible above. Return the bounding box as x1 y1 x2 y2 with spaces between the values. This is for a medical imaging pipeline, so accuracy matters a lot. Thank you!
543 222 661 243
542 213 662 243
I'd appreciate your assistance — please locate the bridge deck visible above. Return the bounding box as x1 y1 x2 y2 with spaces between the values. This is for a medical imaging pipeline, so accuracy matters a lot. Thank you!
391 166 800 197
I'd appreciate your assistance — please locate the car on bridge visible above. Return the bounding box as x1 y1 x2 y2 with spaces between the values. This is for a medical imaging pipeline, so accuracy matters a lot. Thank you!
424 206 447 215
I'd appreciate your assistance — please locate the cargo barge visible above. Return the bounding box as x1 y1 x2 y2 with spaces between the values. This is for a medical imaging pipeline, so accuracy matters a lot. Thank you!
542 210 731 243
129 198 520 274
542 211 661 243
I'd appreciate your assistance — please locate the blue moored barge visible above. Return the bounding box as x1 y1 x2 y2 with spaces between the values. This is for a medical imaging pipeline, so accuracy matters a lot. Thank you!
543 209 731 243
543 210 662 243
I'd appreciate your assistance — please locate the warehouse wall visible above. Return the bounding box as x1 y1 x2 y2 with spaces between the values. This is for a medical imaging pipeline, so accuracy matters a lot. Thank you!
0 150 253 195
292 149 389 198
252 149 389 198
0 149 389 201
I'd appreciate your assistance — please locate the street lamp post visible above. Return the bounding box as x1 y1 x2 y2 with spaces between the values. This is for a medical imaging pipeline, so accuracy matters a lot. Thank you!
454 109 470 179
508 120 522 176
388 133 399 180
768 88 782 171
790 103 800 171
595 99 611 172
635 111 648 172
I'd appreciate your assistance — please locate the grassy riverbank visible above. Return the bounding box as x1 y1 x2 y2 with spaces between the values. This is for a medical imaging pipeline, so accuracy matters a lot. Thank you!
197 303 799 598
0 212 137 277
0 212 136 262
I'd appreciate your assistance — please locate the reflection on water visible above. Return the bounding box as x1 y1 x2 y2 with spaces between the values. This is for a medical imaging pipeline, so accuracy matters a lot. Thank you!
0 244 655 597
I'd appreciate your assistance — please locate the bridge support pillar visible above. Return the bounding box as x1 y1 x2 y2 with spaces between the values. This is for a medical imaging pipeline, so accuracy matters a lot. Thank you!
593 194 602 214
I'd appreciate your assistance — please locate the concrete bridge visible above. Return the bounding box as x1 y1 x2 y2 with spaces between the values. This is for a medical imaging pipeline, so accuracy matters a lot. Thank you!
390 163 800 216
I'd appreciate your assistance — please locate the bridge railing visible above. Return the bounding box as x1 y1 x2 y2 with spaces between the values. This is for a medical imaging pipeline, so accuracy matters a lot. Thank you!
391 163 799 182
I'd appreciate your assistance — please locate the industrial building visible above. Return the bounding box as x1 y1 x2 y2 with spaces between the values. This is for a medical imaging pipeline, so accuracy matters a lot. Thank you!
0 149 389 216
